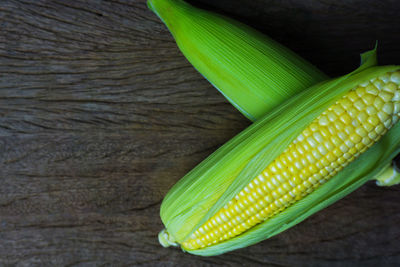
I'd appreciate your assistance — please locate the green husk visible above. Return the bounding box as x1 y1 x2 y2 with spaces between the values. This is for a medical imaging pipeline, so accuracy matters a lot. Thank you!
148 0 328 121
159 47 400 255
375 164 400 186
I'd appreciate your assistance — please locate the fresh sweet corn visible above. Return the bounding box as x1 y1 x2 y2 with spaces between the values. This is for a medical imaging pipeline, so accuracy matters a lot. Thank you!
148 0 400 191
148 0 327 121
181 70 400 250
158 49 400 256
148 1 400 192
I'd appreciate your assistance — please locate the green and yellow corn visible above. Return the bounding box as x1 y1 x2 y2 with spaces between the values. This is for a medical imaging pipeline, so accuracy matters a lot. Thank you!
148 0 400 189
148 0 327 121
182 69 400 250
158 49 400 256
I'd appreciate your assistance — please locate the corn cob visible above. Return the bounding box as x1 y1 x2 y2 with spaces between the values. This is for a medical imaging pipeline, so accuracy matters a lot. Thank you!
148 0 327 121
148 0 400 188
158 50 400 255
148 0 400 190
182 69 400 250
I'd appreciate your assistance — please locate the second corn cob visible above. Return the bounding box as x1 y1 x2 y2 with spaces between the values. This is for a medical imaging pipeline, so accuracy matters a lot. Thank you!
148 0 327 121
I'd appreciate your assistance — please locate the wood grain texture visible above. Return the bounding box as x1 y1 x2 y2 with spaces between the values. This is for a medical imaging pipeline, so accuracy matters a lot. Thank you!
0 0 399 266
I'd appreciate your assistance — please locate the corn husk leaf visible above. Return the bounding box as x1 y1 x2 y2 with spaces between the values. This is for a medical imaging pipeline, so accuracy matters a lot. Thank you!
160 47 400 255
148 0 328 121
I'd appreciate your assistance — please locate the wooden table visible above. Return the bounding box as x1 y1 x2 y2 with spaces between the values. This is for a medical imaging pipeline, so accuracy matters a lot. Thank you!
1 0 400 265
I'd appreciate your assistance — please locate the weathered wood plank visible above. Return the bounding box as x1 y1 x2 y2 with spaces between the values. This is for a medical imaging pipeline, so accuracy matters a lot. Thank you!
1 0 400 266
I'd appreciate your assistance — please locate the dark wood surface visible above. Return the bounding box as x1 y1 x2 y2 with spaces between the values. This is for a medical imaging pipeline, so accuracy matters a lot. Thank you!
1 0 400 266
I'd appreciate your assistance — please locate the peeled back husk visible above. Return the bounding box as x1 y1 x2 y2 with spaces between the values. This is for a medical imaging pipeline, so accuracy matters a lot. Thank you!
159 48 400 256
